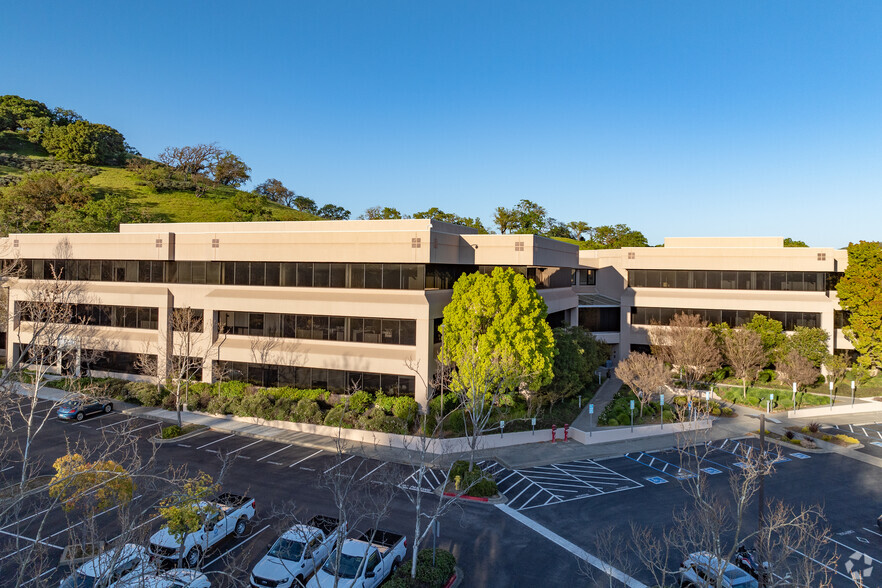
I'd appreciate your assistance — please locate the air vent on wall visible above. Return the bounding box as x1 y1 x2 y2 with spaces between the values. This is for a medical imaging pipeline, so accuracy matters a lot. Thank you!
12 239 19 248
155 238 163 248
817 253 826 261
212 238 220 248
515 241 524 252
411 238 421 248
627 252 635 259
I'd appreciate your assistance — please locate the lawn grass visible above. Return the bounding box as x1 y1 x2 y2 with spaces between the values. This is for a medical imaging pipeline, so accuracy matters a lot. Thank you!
0 131 50 157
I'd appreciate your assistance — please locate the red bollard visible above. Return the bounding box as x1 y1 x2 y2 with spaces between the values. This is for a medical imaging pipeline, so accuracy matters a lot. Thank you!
564 423 569 442
551 424 557 443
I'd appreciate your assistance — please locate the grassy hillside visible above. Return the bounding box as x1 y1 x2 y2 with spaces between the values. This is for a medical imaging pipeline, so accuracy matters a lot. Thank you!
0 131 319 227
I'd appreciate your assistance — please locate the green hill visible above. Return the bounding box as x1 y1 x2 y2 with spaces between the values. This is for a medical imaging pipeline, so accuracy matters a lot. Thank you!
0 130 319 233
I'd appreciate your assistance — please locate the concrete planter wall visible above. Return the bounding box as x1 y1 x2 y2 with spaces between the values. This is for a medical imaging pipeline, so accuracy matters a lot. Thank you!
786 399 882 419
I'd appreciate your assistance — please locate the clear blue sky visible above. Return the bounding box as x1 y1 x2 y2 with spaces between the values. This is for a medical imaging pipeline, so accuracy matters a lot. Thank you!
6 1 881 247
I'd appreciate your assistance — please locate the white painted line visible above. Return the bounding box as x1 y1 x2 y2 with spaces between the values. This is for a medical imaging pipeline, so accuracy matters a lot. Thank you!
496 504 647 587
788 547 853 581
21 566 55 586
97 416 135 430
862 527 882 539
177 444 192 448
267 461 283 466
126 421 162 434
196 434 234 450
203 524 270 568
359 462 386 481
226 440 261 454
0 466 13 473
0 506 52 530
0 529 63 550
323 455 355 473
110 515 160 542
289 449 324 468
256 445 291 462
827 538 882 564
506 479 536 504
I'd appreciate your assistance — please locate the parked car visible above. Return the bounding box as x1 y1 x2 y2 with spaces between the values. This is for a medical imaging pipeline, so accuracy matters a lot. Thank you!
680 551 759 588
59 544 154 588
732 544 772 584
57 396 113 421
116 569 210 588
148 493 255 568
250 515 342 588
307 529 406 588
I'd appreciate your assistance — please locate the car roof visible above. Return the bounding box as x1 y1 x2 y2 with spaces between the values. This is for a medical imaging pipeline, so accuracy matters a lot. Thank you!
78 544 145 576
686 552 750 576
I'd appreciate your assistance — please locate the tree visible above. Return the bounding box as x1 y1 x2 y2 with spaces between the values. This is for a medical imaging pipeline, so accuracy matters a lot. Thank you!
0 95 52 130
292 195 318 214
168 307 220 428
317 204 351 220
492 199 548 234
360 206 403 219
722 329 766 395
158 472 220 568
0 170 93 235
536 326 607 415
584 224 648 249
231 191 271 221
412 207 487 232
440 267 555 468
785 326 829 368
51 107 83 126
783 237 809 247
743 313 787 363
48 453 134 514
823 353 850 388
777 349 820 404
253 178 295 207
567 221 591 241
650 312 722 392
615 352 671 417
210 151 251 187
42 120 127 165
836 241 882 370
158 143 223 178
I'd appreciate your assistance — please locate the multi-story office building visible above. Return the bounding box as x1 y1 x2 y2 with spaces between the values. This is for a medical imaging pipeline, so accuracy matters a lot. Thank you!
574 236 851 363
2 220 579 408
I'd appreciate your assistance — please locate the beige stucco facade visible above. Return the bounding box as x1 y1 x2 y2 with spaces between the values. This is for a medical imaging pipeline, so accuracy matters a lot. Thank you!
576 236 850 362
1 220 579 407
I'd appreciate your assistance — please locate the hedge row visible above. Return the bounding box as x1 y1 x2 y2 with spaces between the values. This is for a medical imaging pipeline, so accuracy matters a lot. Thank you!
381 549 457 588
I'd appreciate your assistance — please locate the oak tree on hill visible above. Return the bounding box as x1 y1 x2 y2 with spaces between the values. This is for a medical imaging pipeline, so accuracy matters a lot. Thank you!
493 199 548 234
836 241 882 370
317 204 351 220
412 207 487 232
583 224 648 249
0 95 52 130
361 206 403 219
42 120 127 165
253 178 295 207
211 150 251 187
292 195 318 214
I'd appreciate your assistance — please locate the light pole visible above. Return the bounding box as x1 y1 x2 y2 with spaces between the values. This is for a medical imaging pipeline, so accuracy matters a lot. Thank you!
791 382 797 406
829 381 834 408
852 380 856 405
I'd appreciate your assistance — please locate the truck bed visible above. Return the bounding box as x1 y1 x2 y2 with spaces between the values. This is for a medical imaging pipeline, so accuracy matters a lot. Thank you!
308 514 339 537
357 529 404 552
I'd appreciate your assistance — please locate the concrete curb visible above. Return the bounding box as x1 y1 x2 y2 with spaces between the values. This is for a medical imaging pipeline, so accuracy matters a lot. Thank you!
148 425 210 445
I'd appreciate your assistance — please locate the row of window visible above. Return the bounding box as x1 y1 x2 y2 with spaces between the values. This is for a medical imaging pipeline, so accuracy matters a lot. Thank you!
630 307 822 330
574 269 597 286
18 303 160 330
17 259 574 291
628 269 841 292
218 311 417 346
217 361 415 396
17 345 150 375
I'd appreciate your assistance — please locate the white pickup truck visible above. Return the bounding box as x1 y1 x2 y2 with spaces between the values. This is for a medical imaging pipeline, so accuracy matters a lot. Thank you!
307 529 406 588
250 515 342 588
148 493 256 568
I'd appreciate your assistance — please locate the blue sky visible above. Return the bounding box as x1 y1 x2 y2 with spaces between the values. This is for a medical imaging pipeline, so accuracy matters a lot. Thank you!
6 1 882 247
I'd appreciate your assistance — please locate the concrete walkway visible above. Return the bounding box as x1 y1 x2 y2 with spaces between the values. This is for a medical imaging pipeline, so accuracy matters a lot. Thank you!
571 375 622 430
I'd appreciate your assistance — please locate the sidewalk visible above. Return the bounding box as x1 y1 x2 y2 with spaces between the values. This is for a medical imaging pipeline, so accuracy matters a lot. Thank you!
571 375 621 430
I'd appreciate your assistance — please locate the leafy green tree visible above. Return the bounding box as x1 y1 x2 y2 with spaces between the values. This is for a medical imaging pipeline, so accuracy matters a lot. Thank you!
231 191 271 221
412 207 487 232
51 107 84 125
824 353 850 388
292 195 318 214
785 326 829 367
42 120 127 165
440 266 556 396
567 221 591 240
584 224 649 249
743 313 787 363
783 238 809 247
361 206 403 219
536 326 607 415
254 178 295 207
210 151 251 187
0 95 52 130
49 453 134 514
836 241 882 370
544 220 573 239
0 170 93 234
492 199 548 234
317 203 351 220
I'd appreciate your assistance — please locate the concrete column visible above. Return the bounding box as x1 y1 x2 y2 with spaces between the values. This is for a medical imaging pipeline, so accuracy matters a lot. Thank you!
202 309 217 383
156 292 173 380
414 316 433 410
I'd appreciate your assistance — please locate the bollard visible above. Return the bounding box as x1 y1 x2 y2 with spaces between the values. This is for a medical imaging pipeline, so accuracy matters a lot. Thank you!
564 423 569 442
551 424 557 443
455 475 461 491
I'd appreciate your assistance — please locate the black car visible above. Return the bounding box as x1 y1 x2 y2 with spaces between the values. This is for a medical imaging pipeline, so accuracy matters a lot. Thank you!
57 397 113 421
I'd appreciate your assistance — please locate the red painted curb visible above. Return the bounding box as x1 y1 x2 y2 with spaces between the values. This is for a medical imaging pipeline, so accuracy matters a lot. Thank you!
443 492 488 502
443 573 457 588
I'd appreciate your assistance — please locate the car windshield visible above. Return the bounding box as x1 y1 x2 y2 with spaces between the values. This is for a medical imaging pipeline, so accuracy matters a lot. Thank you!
59 572 97 588
321 551 363 579
62 401 81 408
268 537 305 561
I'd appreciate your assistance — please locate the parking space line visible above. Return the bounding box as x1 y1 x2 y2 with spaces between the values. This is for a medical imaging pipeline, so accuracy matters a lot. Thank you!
359 462 386 481
827 538 882 565
126 421 162 434
97 416 135 430
289 449 323 468
256 444 291 462
203 524 270 568
679 448 732 471
862 527 882 539
226 440 261 454
788 547 853 582
196 434 235 450
20 567 55 586
323 455 355 473
0 529 63 550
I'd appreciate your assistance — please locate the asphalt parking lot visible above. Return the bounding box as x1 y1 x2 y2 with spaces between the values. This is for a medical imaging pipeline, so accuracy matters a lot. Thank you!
5 398 882 587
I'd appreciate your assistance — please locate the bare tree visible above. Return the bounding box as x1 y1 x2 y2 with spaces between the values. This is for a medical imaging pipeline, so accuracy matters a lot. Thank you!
168 307 217 427
650 312 723 393
615 352 671 418
776 349 820 405
723 328 767 395
157 143 223 179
